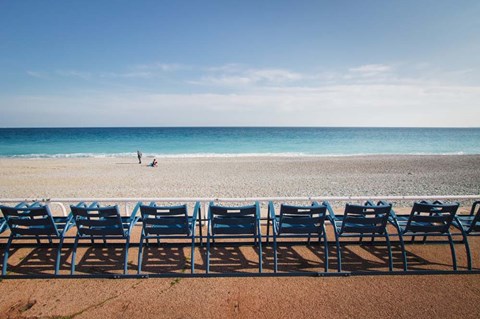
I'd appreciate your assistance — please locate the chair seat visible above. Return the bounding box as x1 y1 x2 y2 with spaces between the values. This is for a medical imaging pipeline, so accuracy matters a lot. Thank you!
213 223 255 235
395 214 440 227
455 215 480 233
144 222 192 236
331 216 386 235
273 216 323 235
334 216 385 235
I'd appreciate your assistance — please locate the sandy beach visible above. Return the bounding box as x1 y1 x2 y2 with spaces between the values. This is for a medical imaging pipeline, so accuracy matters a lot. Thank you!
1 155 480 318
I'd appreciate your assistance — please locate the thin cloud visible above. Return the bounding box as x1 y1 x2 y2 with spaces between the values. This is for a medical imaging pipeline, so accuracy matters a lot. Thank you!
26 71 48 79
191 66 304 87
133 62 190 72
55 70 93 80
349 64 393 77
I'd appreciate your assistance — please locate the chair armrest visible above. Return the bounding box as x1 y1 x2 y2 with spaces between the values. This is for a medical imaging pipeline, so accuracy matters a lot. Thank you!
190 201 201 236
129 202 142 219
61 213 75 236
268 201 276 220
207 201 214 236
323 201 336 222
470 201 480 216
387 207 403 229
192 201 200 222
255 201 262 240
127 202 142 233
268 201 278 234
255 201 260 219
452 215 464 230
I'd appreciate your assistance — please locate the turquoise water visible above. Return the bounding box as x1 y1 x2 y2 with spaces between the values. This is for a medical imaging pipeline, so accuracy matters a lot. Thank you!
0 127 479 158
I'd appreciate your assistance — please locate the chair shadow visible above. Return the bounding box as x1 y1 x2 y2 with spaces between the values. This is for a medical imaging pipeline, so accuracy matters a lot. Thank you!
262 243 328 272
199 245 262 273
7 246 60 275
74 245 127 274
330 240 456 272
139 245 190 274
395 241 463 271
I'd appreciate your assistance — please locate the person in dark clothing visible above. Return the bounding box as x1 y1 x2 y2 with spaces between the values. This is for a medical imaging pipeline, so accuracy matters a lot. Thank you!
137 150 142 164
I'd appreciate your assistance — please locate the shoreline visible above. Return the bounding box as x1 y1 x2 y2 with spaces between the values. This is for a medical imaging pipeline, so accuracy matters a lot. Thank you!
2 152 477 159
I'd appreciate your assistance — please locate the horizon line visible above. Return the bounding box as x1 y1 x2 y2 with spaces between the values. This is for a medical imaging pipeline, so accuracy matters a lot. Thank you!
1 125 480 129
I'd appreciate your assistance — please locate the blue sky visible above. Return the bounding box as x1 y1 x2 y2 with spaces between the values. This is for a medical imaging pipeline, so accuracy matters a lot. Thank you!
0 0 479 127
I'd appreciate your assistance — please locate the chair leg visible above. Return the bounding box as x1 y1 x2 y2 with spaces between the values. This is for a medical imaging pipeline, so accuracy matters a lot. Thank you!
206 233 211 274
447 233 457 271
322 228 328 272
273 234 277 273
124 238 130 274
394 225 408 271
198 214 203 246
71 235 80 275
2 236 14 276
137 235 145 274
258 233 262 273
55 236 66 275
385 233 393 271
266 211 270 244
334 233 342 272
460 230 472 271
190 236 195 274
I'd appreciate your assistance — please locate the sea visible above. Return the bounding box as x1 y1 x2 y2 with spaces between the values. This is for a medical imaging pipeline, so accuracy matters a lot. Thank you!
0 127 479 158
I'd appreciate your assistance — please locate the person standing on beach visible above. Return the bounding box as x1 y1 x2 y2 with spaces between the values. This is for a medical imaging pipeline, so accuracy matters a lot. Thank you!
137 150 142 164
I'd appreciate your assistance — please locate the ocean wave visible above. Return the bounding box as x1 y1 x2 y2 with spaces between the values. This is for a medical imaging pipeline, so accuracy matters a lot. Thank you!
1 151 473 159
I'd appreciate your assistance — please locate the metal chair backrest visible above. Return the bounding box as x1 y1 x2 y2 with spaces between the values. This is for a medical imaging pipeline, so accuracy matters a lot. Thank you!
465 201 480 233
278 204 327 235
70 205 124 236
340 202 392 234
0 204 59 237
404 201 458 234
140 204 189 235
209 204 258 235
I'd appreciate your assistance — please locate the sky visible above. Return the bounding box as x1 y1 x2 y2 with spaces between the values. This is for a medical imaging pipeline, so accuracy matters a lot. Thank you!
0 0 479 127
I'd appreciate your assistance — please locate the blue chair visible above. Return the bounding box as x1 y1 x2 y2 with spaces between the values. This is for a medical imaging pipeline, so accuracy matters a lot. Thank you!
453 200 480 270
326 201 394 272
389 200 459 271
267 202 329 272
69 202 140 275
206 202 262 273
138 202 201 274
0 202 74 275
